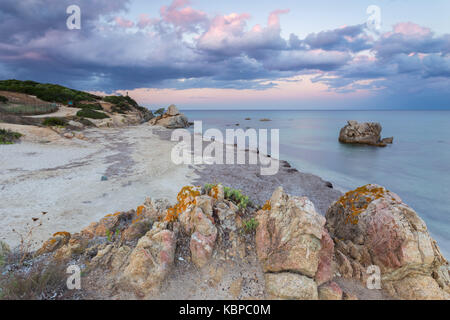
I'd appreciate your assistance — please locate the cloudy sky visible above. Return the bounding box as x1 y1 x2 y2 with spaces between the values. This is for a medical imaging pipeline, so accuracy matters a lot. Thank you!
0 0 449 109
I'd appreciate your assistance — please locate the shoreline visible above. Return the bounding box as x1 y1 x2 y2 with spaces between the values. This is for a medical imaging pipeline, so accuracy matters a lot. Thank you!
0 122 341 250
153 127 342 214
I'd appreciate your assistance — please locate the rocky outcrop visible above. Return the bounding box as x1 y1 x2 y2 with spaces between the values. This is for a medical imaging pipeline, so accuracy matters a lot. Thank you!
149 105 190 129
265 272 318 300
318 281 343 300
122 224 176 296
256 187 329 299
326 184 450 300
7 183 449 300
339 120 393 147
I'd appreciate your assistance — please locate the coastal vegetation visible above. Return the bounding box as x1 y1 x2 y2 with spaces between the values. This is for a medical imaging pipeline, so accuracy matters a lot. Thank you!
76 109 110 120
204 183 252 210
242 217 259 233
42 117 67 127
0 129 22 144
154 108 165 116
0 260 68 300
0 80 99 104
0 95 8 103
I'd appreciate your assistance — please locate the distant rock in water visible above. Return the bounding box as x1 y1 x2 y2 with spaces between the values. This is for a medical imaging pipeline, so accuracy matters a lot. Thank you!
149 104 190 129
339 120 393 147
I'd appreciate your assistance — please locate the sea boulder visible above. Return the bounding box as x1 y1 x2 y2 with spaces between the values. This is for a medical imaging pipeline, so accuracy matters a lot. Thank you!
149 104 190 129
339 120 393 147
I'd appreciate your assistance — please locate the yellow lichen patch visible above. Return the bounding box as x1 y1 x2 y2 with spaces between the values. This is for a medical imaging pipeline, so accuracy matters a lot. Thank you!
164 186 201 222
210 185 220 200
52 231 71 238
136 206 145 217
337 185 388 225
262 200 271 211
132 206 146 224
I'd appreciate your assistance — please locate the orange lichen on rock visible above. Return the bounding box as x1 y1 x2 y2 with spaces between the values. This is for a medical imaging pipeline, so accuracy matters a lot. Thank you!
262 200 271 211
210 185 220 200
132 206 146 224
337 185 388 225
164 186 201 222
52 231 71 238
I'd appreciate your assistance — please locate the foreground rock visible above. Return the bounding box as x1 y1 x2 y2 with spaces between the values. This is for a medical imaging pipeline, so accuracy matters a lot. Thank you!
326 184 450 300
339 120 393 147
3 183 449 300
122 225 176 297
149 105 190 129
256 187 333 299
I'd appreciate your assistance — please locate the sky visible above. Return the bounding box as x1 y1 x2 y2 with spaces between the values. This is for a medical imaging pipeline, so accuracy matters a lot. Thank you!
0 0 449 110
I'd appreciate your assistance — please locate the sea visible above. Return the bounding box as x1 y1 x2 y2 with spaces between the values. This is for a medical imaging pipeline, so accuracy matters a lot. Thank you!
183 110 450 258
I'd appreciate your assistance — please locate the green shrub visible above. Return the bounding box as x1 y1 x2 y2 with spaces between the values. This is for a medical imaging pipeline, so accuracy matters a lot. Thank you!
224 186 251 210
42 117 67 127
111 103 131 114
0 95 8 103
0 129 22 144
104 95 138 107
154 108 165 116
76 109 109 119
242 218 259 234
0 79 100 104
204 184 252 210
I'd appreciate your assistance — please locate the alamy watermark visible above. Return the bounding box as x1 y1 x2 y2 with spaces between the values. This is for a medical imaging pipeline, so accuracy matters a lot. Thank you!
366 5 381 32
66 265 81 290
66 5 81 30
366 265 382 290
171 121 280 176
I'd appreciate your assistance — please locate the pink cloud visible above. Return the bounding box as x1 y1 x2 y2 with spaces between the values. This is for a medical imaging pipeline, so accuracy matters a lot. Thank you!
268 9 290 28
160 0 208 31
197 10 289 54
115 16 134 28
393 22 431 37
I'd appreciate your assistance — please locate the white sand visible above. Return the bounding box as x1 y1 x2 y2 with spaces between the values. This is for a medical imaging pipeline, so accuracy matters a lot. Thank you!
0 125 197 249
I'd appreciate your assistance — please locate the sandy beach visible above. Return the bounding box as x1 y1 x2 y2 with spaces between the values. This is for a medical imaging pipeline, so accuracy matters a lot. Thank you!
0 123 341 250
0 125 197 249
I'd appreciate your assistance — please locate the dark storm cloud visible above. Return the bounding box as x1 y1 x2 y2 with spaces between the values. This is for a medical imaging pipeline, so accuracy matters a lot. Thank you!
0 0 449 107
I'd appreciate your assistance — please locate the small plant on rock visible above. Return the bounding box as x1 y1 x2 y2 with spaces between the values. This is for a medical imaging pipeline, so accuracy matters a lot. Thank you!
154 108 165 116
0 129 22 144
242 218 259 234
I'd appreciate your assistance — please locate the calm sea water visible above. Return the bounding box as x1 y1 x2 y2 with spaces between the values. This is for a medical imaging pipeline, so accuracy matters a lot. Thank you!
183 110 450 258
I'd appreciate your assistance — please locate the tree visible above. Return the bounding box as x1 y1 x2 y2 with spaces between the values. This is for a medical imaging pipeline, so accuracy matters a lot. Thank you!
154 108 165 116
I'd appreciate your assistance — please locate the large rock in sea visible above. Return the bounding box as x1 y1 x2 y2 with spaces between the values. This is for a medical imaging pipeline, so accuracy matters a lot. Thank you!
339 120 393 147
326 184 450 300
149 104 189 129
